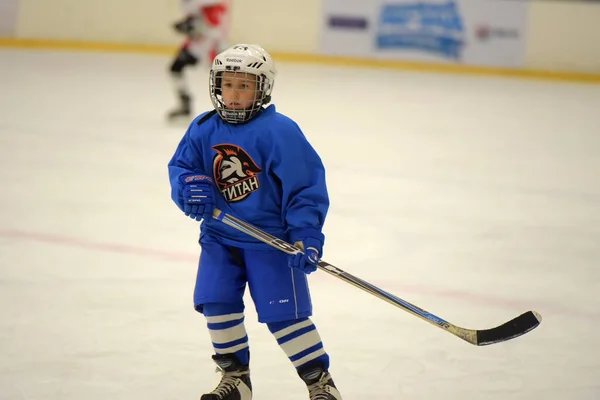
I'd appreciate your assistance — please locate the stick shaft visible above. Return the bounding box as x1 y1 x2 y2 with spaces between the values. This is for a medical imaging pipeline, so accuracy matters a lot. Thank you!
212 208 476 343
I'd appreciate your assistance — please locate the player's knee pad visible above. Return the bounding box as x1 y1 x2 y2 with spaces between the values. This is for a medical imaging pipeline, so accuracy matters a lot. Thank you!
202 301 245 317
170 48 199 73
266 317 309 334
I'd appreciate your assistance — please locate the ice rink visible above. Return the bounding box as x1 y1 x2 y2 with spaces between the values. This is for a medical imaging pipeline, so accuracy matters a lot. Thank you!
0 48 599 399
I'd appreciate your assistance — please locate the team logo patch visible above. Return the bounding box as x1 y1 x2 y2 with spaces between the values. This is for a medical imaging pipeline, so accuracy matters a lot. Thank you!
212 144 263 202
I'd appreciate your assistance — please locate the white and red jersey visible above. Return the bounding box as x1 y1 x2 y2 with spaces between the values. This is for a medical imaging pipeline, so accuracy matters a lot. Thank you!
180 0 227 31
179 0 229 61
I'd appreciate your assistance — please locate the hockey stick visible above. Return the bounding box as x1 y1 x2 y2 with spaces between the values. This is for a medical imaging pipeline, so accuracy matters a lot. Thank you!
212 208 542 346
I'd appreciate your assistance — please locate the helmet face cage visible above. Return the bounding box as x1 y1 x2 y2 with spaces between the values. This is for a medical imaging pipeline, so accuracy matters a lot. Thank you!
209 44 276 124
209 70 271 124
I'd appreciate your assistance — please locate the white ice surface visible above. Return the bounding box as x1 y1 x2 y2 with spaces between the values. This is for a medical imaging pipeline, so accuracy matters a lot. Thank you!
0 49 599 399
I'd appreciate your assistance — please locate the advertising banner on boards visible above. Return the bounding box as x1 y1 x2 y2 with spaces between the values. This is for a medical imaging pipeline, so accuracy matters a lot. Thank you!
321 0 530 67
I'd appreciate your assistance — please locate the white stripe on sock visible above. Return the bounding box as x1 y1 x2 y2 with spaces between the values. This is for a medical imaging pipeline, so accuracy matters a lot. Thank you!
205 313 245 324
272 319 313 340
209 321 247 345
279 330 323 358
292 348 327 368
214 342 250 354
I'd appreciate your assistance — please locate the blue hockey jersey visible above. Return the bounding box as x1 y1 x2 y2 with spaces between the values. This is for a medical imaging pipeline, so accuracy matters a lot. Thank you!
168 105 329 249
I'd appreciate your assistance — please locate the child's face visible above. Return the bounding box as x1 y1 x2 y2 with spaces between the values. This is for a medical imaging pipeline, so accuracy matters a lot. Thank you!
221 72 259 110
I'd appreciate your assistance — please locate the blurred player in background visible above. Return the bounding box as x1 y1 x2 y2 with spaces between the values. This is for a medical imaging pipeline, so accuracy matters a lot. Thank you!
167 0 228 122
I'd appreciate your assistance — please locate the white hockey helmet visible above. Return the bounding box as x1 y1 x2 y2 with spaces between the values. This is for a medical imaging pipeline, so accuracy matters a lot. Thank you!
209 44 277 124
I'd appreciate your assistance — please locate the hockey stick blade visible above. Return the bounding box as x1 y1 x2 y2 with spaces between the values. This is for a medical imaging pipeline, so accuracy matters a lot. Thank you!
475 310 542 346
212 208 542 346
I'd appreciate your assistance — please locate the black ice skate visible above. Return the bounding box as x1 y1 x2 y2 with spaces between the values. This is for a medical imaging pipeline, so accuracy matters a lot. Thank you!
299 365 342 400
167 92 192 123
201 354 252 400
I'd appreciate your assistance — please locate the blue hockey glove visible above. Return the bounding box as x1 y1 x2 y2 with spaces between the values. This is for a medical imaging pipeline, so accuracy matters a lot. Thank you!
288 237 323 274
180 173 214 221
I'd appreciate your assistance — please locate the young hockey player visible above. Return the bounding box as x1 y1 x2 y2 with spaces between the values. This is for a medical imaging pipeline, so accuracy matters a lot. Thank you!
168 44 342 400
167 0 228 122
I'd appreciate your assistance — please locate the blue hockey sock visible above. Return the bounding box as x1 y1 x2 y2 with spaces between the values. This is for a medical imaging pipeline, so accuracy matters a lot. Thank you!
203 302 250 366
267 317 330 371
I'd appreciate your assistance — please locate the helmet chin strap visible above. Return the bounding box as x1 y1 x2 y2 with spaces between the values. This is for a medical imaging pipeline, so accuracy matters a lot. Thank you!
221 107 264 124
214 87 270 124
222 109 247 119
